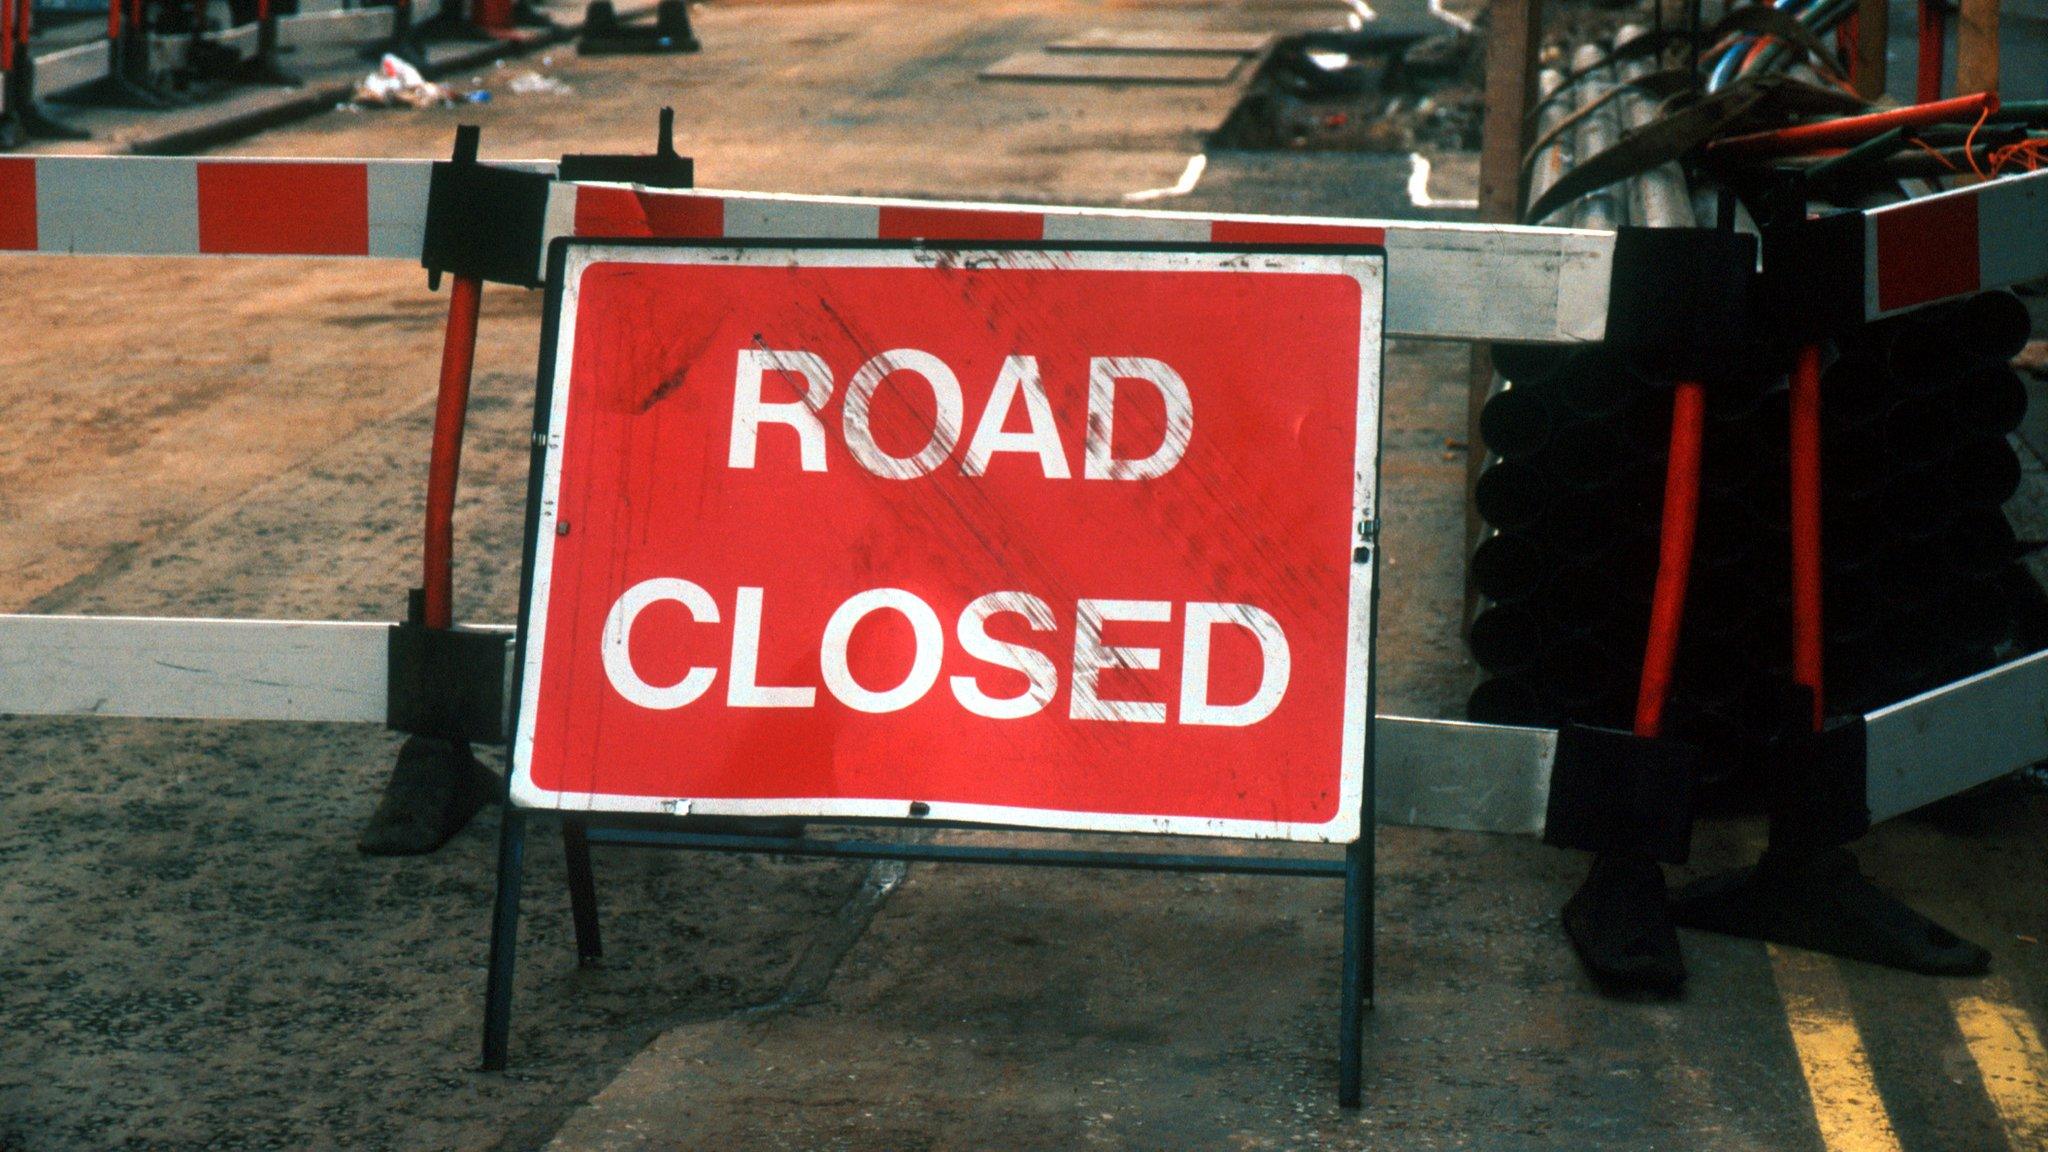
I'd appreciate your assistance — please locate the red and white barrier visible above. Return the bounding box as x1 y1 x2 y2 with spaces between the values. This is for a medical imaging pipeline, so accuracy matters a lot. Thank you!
7 155 2046 334
0 155 1610 343
551 183 1613 344
1864 166 2048 319
0 156 438 257
1 150 2045 842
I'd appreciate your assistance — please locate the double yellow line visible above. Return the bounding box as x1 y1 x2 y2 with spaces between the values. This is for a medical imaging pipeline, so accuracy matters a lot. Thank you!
1771 945 2048 1151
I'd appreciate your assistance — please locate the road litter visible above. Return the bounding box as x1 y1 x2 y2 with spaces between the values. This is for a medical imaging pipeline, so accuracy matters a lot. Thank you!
506 70 574 96
347 55 573 109
354 55 456 108
1123 153 1207 202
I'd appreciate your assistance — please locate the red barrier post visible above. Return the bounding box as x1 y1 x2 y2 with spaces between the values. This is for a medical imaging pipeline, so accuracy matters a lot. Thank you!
1634 381 1707 738
423 275 483 631
1917 0 1945 103
474 0 513 33
1789 344 1825 731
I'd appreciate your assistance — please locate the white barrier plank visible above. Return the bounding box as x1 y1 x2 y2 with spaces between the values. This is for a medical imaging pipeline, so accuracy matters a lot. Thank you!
1864 167 2048 318
17 613 2022 834
0 614 1566 833
555 182 1616 343
0 615 400 724
1376 716 1556 835
1864 648 2048 823
277 7 398 47
30 41 108 101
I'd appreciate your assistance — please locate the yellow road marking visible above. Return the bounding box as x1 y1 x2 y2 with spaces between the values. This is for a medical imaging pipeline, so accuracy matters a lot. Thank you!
1952 980 2048 1151
1770 944 1906 1152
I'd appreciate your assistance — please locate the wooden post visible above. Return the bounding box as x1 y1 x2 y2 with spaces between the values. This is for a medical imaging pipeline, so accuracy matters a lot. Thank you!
1475 0 1543 226
1852 0 1889 100
1957 0 2000 96
1917 0 1946 102
1468 0 1545 604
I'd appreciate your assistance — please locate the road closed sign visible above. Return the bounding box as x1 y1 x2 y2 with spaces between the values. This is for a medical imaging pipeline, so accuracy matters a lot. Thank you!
512 240 1384 841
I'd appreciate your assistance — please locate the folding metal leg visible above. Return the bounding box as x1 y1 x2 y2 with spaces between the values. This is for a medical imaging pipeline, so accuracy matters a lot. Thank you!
481 806 528 1071
1338 833 1371 1108
562 817 602 966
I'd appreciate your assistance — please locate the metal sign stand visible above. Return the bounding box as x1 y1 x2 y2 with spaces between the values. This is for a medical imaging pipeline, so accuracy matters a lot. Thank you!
480 234 1388 1105
483 806 1379 1102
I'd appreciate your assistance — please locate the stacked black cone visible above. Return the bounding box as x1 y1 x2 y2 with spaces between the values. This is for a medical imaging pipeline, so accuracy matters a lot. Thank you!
1819 291 2032 715
1469 291 2033 805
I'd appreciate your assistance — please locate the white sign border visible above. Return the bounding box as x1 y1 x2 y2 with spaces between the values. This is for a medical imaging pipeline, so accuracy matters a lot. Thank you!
511 241 1385 844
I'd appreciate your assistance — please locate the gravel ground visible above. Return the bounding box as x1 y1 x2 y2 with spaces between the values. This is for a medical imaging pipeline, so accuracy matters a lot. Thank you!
0 317 868 1150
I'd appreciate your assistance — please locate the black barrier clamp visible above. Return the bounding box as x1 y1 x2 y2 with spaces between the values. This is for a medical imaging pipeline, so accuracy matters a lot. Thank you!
423 112 698 290
557 107 694 188
1543 723 1702 864
386 589 510 744
1757 208 1868 343
1760 695 1871 857
422 125 555 290
1601 225 1762 385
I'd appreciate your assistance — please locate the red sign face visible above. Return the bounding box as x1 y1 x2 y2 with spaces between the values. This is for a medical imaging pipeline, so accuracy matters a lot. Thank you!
513 244 1383 842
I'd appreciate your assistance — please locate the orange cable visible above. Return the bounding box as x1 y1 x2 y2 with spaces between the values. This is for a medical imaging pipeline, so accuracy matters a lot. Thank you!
1964 104 1992 178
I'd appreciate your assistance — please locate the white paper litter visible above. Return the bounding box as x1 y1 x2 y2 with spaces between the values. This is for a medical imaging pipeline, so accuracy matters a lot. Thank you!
505 70 574 96
353 54 455 108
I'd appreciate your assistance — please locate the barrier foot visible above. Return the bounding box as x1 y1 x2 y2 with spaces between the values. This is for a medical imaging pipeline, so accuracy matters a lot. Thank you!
1544 725 1702 998
1671 847 1991 975
5 55 90 141
482 805 529 1071
74 33 180 108
238 20 303 88
580 0 699 56
365 33 430 67
357 735 499 856
1563 852 1685 998
235 57 304 88
563 818 603 967
365 1 431 67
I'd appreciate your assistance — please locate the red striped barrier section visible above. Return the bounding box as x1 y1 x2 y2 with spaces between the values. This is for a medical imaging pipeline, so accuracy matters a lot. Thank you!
0 156 436 257
1865 166 2048 318
9 155 2043 339
560 182 1389 248
0 156 1607 342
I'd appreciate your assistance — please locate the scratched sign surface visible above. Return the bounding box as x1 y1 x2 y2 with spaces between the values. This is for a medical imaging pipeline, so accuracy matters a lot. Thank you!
514 242 1384 842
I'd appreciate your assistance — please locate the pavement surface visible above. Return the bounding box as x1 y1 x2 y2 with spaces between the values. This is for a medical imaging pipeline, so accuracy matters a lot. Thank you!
1 0 2045 1150
30 2 590 155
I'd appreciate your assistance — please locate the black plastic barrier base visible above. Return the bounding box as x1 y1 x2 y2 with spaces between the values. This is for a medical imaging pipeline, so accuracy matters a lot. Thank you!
1564 852 1686 998
1672 847 1991 975
357 736 499 856
579 0 698 55
1 54 90 148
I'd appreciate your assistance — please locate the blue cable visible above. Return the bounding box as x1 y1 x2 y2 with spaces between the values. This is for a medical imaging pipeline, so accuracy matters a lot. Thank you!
1706 0 1816 90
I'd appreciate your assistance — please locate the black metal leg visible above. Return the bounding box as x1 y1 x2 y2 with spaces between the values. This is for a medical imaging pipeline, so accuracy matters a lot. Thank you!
563 817 603 966
1339 835 1370 1108
1341 584 1380 1110
481 806 528 1071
